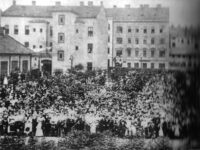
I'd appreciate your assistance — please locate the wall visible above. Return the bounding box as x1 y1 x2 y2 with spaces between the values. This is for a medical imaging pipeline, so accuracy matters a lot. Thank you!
1 17 52 52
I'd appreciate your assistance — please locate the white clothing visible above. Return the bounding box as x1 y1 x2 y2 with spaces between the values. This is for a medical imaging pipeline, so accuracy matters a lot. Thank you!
35 117 44 136
3 76 8 85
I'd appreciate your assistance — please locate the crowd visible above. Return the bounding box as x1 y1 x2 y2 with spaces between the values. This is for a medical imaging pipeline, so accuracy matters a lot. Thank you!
0 70 191 139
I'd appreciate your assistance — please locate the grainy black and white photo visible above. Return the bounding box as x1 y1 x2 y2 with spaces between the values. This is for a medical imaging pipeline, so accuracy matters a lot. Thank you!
0 0 200 149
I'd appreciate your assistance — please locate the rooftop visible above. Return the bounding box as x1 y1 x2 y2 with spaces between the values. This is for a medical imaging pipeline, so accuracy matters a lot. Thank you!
2 5 102 18
106 6 169 21
0 28 34 55
2 2 169 21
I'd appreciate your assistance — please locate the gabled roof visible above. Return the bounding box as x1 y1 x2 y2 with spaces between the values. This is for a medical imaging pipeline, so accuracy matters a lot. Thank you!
2 5 102 18
106 7 169 21
0 34 34 55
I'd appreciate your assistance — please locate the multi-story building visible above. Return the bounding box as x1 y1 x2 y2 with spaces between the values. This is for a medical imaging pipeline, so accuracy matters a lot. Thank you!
1 1 108 74
106 4 170 69
169 26 200 70
51 2 108 73
1 1 171 72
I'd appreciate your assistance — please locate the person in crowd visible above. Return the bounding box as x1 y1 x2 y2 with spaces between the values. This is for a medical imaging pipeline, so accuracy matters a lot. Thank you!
0 71 187 140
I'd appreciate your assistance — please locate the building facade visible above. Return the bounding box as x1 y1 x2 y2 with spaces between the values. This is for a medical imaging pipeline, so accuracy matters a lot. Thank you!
106 4 170 69
1 1 172 72
51 2 108 73
169 26 200 70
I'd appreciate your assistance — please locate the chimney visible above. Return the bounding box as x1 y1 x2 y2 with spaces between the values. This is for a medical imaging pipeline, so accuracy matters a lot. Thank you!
100 1 103 6
32 1 36 6
88 1 93 6
80 1 84 6
13 0 16 5
113 5 117 8
55 1 61 6
125 4 131 8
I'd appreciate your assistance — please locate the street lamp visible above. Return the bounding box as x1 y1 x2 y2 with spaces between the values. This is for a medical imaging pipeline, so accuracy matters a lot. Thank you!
69 55 73 69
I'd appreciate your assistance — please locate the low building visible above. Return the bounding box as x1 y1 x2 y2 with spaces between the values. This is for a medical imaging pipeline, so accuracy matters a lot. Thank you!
0 27 35 76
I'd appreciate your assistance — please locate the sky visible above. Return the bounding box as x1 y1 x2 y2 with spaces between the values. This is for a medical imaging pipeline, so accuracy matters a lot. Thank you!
0 0 200 27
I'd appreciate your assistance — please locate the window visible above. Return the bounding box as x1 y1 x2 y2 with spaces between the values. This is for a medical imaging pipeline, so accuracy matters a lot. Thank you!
33 28 36 32
172 42 176 48
159 63 165 69
108 24 110 30
151 28 155 34
160 28 163 33
187 39 190 45
88 43 93 53
127 48 131 57
5 25 9 34
14 25 18 35
57 50 64 61
143 48 147 57
151 63 154 69
22 60 28 73
87 62 93 71
50 26 53 36
134 63 139 68
116 26 123 33
40 45 42 49
127 63 131 68
40 28 43 33
159 50 165 57
116 50 122 57
58 33 64 43
58 15 65 25
108 35 110 43
33 45 36 49
116 37 123 44
135 48 139 57
151 48 155 57
1 61 8 75
194 43 199 50
128 27 131 33
143 39 147 44
50 42 53 47
25 25 29 35
11 61 18 71
75 46 79 51
135 38 139 44
160 38 165 44
136 28 139 33
76 29 79 33
128 38 131 44
24 42 29 48
188 62 192 67
151 38 155 45
88 27 93 37
108 47 110 54
142 63 147 69
143 28 147 34
108 59 110 68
